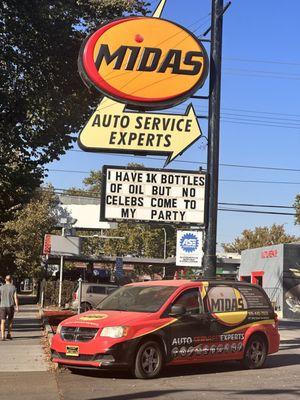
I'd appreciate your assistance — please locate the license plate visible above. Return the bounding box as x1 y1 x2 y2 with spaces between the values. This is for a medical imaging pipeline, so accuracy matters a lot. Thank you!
66 346 79 357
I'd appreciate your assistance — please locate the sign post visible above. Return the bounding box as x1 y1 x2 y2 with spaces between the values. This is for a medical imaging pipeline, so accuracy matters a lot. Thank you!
203 0 224 278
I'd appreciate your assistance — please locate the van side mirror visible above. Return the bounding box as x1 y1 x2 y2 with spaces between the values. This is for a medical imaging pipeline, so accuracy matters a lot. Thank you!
169 304 186 317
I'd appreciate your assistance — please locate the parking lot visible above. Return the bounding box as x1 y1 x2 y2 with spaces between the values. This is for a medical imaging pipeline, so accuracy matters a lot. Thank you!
56 321 300 400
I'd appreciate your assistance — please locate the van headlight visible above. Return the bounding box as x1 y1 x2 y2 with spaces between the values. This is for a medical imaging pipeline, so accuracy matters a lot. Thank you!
100 326 128 338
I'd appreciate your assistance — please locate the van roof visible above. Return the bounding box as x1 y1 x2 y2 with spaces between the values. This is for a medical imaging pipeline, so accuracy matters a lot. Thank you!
127 279 251 288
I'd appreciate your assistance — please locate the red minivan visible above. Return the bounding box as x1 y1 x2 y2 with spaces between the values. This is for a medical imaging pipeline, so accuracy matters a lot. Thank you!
51 280 280 378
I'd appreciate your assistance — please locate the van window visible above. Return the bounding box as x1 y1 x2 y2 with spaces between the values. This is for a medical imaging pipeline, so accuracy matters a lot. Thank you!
90 286 106 294
236 285 270 309
207 286 246 313
173 289 203 315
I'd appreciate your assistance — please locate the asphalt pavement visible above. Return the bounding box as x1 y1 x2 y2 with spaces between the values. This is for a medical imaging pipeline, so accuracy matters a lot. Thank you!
55 320 300 400
0 302 299 400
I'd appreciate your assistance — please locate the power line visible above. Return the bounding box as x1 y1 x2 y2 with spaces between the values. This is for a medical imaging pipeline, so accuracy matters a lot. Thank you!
47 169 300 185
219 208 296 216
219 202 294 209
64 151 300 173
54 190 295 209
48 189 297 217
224 57 300 67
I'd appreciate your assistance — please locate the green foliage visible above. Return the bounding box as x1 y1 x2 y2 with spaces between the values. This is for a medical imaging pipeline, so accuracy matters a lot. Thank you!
294 194 300 225
0 0 148 223
223 224 299 254
0 188 58 278
44 280 76 307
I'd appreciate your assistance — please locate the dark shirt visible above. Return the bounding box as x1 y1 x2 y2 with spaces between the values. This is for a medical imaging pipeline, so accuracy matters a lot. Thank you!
0 284 16 308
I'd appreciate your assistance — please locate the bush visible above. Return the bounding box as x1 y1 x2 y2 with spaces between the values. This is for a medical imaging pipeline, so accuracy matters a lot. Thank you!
43 280 76 307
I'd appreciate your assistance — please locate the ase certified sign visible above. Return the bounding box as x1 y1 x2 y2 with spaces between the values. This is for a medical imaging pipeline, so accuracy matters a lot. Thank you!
101 166 206 224
78 16 208 110
176 230 203 267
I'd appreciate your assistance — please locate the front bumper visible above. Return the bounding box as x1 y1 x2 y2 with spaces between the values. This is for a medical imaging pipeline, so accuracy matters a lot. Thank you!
51 349 129 369
51 335 137 370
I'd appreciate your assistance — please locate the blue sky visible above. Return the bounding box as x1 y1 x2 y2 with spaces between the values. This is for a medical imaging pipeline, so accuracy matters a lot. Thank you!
45 0 300 247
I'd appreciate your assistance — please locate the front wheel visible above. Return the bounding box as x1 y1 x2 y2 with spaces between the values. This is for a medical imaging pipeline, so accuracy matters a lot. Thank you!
133 341 163 379
241 334 267 369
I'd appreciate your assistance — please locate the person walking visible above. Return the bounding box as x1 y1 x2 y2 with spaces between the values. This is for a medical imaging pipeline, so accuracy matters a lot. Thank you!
0 275 19 341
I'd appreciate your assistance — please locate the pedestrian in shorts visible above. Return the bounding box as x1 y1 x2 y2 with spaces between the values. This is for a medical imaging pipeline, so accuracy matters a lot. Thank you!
0 275 19 341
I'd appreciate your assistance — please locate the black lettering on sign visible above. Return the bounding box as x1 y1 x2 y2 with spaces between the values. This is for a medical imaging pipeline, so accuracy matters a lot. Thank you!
121 208 136 218
152 186 171 196
110 183 122 193
109 131 117 144
184 199 196 209
95 44 127 70
182 188 196 197
129 184 144 195
95 45 203 76
146 173 157 183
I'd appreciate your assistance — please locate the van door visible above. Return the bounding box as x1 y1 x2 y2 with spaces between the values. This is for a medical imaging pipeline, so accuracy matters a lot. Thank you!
166 288 213 364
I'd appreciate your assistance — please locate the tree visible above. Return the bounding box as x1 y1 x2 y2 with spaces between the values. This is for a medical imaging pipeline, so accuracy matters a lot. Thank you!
223 224 299 254
294 194 300 225
0 0 149 224
0 187 59 278
65 170 102 197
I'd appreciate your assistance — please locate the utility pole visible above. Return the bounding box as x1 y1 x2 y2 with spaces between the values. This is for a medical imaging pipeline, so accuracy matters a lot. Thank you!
203 0 224 278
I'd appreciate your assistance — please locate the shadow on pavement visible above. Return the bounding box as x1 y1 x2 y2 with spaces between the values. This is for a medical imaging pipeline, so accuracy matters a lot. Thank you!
64 350 300 381
279 339 300 350
85 387 300 400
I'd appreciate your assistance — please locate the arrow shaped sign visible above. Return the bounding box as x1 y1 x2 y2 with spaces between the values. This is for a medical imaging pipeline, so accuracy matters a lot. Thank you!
78 97 202 166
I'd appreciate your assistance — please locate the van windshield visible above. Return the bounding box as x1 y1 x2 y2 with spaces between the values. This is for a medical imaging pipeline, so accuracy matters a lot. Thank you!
97 285 176 313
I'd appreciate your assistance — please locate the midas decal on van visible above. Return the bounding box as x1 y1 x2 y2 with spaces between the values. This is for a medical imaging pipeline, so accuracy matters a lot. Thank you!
79 17 208 110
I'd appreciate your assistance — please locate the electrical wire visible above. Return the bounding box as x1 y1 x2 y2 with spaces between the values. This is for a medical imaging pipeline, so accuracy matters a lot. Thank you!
47 169 300 185
66 150 300 172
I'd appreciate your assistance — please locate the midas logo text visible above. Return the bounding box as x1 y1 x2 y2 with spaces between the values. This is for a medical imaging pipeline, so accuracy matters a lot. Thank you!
211 298 244 312
79 17 208 109
95 45 203 76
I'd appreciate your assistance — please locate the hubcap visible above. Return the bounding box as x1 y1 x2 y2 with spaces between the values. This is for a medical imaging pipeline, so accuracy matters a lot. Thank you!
249 341 264 364
141 346 159 374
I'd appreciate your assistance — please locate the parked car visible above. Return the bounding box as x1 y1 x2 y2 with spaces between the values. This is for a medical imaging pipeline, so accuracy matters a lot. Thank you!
51 279 280 379
71 282 119 312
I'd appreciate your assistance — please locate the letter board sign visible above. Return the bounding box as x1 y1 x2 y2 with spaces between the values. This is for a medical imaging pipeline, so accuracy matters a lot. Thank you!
101 166 206 225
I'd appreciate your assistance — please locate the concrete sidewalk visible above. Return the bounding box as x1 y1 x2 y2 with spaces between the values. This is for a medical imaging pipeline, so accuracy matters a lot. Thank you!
0 303 60 400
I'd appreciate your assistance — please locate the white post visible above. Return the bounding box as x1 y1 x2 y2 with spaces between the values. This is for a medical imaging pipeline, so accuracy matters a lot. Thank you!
58 227 65 308
163 228 167 278
77 278 83 314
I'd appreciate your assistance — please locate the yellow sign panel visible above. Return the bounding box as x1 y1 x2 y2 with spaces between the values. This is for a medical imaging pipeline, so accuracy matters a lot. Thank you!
78 0 208 110
78 98 202 165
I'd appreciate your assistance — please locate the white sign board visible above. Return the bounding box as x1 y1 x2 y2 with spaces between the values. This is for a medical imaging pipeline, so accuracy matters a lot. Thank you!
58 195 117 230
176 230 203 267
101 166 206 224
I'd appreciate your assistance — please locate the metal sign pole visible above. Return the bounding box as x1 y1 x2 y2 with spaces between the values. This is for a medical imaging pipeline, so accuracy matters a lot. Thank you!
58 227 65 308
77 278 83 314
203 0 224 278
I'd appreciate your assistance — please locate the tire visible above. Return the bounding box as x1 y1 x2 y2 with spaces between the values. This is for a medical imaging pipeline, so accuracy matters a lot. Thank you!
133 341 163 379
241 334 268 369
80 302 92 312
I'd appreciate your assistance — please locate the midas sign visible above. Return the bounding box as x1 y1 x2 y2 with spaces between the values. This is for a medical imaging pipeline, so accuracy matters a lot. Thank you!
79 16 208 110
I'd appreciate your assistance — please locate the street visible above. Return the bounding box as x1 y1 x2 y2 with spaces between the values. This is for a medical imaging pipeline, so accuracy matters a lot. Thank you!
55 321 300 400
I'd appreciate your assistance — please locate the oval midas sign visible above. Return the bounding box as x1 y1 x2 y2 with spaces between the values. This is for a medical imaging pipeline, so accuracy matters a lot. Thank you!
78 16 208 110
